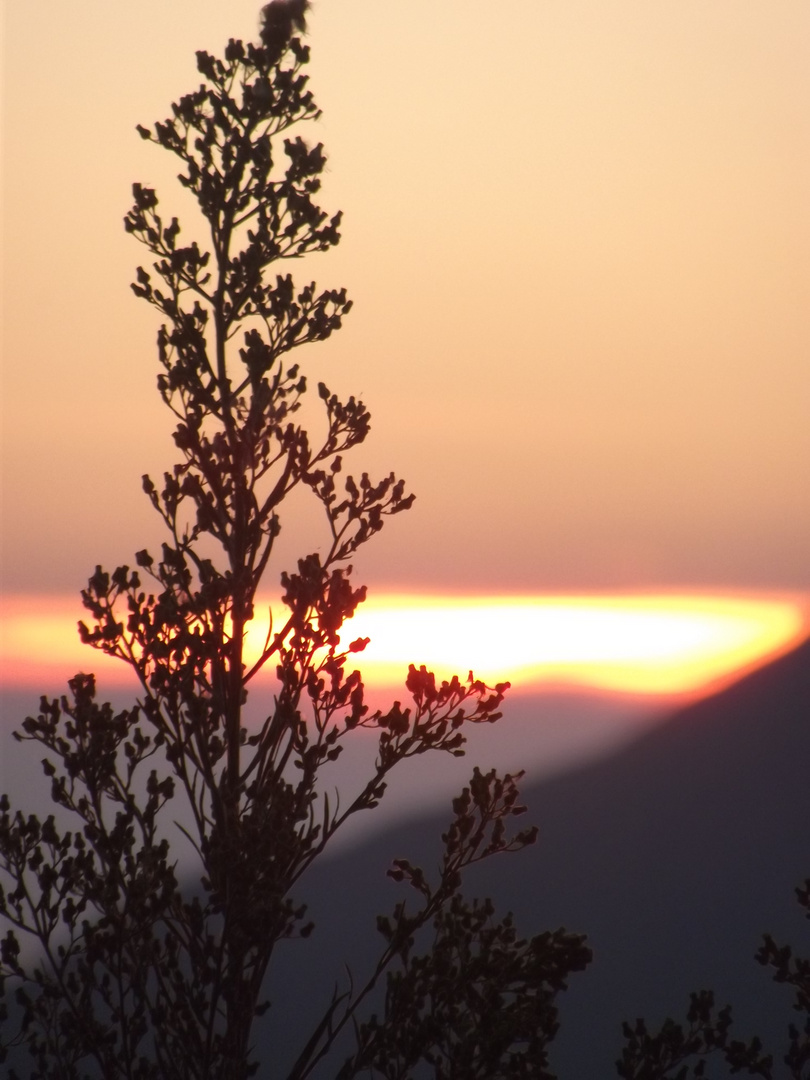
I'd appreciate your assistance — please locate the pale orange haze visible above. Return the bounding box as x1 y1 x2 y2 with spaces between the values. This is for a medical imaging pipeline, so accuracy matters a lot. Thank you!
2 2 809 604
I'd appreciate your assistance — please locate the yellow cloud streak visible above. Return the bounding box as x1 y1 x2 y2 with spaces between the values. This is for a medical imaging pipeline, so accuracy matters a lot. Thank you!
2 593 806 698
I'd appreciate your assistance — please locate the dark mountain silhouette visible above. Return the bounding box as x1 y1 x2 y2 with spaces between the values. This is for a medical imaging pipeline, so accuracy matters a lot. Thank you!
266 639 810 1076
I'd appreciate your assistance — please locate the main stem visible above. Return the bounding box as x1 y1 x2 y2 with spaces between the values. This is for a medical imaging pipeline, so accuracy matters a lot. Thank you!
212 204 254 1072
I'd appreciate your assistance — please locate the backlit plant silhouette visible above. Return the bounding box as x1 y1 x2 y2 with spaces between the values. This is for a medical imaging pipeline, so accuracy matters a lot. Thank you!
0 4 591 1077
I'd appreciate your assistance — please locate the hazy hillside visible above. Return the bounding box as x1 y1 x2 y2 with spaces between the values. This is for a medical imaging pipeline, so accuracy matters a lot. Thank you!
3 644 807 1074
267 640 810 1076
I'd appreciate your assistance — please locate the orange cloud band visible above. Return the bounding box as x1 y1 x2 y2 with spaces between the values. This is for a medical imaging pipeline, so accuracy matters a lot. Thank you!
1 592 806 698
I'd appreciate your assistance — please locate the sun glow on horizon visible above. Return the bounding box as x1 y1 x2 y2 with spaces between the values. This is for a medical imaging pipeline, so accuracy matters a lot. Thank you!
323 594 808 696
0 592 806 700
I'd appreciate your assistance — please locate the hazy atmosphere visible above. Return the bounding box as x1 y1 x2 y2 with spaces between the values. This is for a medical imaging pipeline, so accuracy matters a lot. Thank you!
3 0 808 598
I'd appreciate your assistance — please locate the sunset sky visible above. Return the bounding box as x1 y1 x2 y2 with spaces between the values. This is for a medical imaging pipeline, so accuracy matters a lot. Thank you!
1 1 809 699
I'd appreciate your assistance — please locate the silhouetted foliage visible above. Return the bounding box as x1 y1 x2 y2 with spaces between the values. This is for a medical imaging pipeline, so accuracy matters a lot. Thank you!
613 879 810 1079
754 880 810 1079
617 991 772 1079
0 5 590 1077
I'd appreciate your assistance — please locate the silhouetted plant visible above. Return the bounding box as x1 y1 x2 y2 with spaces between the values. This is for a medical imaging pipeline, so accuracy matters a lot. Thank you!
755 879 810 1079
616 879 810 1079
0 4 590 1077
617 991 771 1079
333 768 591 1080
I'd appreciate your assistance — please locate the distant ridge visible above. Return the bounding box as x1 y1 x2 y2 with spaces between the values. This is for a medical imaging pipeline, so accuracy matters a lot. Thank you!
477 633 810 1073
265 637 810 1075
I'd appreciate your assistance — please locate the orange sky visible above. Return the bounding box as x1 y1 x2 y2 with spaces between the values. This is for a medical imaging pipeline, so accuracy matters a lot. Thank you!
2 1 809 602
